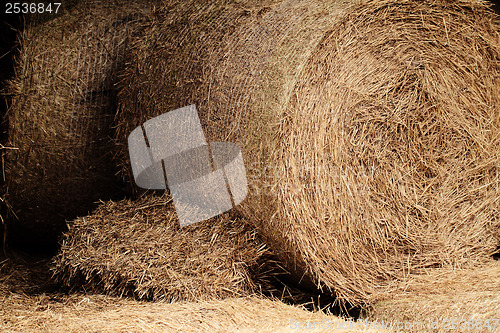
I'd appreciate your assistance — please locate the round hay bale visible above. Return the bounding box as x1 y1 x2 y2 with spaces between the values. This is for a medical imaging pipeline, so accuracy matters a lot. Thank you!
52 195 275 301
5 1 160 249
116 0 500 306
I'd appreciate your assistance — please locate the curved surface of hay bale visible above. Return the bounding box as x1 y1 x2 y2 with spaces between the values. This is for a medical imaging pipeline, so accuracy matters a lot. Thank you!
52 195 273 301
276 0 500 305
116 0 500 306
5 0 159 249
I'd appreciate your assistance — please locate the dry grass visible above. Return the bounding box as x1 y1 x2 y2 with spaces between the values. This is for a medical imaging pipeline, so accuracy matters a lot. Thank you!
3 0 499 329
369 260 500 333
52 194 284 302
1 253 381 333
5 254 500 333
116 0 500 306
1 292 386 333
4 0 160 248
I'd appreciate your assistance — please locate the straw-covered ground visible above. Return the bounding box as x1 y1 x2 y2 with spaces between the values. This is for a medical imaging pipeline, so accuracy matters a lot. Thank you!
2 256 386 333
369 260 500 333
1 294 384 333
3 252 499 332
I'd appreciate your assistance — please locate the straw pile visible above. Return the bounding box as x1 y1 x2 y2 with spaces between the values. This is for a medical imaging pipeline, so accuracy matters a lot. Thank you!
116 0 500 306
4 0 159 248
369 261 500 333
3 247 379 333
1 293 388 333
52 194 278 302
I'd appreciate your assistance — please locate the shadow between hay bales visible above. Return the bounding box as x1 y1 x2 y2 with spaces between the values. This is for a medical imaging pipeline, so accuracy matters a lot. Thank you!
0 9 21 136
0 249 58 296
0 9 23 259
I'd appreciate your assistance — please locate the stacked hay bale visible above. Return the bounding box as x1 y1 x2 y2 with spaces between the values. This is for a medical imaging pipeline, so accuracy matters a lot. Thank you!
115 0 500 306
52 195 277 301
5 0 160 249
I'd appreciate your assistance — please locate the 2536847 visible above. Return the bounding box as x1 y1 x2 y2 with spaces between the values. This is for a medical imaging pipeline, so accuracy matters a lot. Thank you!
5 3 61 14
